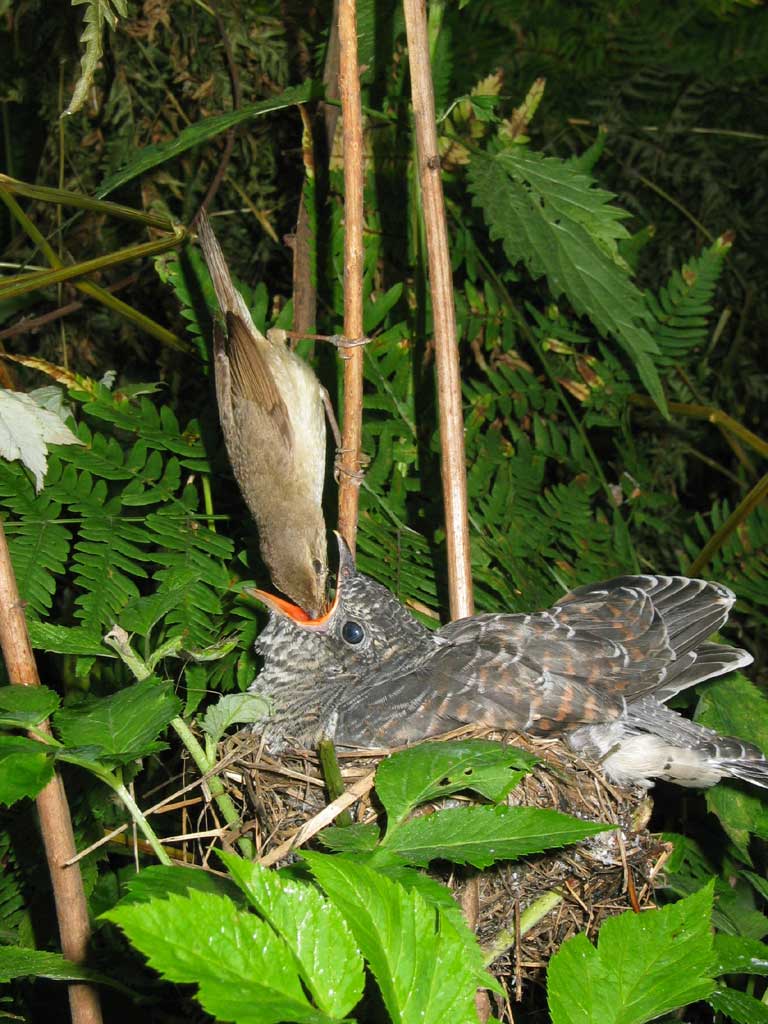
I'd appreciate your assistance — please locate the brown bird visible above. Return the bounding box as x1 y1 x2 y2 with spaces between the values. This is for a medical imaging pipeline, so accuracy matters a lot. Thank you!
248 535 767 790
197 213 328 617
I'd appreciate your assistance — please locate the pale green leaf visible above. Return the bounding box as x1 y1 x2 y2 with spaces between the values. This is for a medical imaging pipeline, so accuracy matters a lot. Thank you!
385 804 611 868
0 735 54 805
709 986 768 1024
0 946 102 983
306 852 487 1024
103 889 335 1024
200 693 271 744
547 883 715 1024
375 739 536 827
0 685 60 728
97 82 320 198
54 678 181 761
65 0 129 116
26 621 111 657
714 934 768 976
0 388 82 491
221 852 365 1019
117 864 243 906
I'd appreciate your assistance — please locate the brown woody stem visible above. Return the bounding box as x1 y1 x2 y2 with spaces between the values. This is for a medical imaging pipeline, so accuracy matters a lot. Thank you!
336 0 366 553
403 0 473 620
0 521 103 1024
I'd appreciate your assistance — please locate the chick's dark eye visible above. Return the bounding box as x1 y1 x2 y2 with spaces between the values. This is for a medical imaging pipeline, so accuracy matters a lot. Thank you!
312 558 323 574
341 620 365 645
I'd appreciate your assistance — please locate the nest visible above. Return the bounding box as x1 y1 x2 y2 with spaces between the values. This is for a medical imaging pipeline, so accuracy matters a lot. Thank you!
216 726 670 1009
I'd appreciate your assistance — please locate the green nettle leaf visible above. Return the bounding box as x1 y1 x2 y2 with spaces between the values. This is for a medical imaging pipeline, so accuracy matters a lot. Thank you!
0 946 102 983
375 739 537 826
547 883 716 1024
0 685 60 728
220 852 365 1020
713 934 768 975
0 944 116 989
53 678 181 761
305 852 489 1024
709 987 768 1024
116 864 243 906
695 674 768 854
383 804 611 868
103 889 337 1024
319 823 382 854
0 735 54 805
467 148 666 411
26 622 112 657
200 693 271 744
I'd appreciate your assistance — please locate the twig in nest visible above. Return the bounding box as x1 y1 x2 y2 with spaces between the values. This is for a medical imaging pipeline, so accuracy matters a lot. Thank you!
258 770 376 867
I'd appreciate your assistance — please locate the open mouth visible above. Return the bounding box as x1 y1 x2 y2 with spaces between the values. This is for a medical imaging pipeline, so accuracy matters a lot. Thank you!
248 531 353 627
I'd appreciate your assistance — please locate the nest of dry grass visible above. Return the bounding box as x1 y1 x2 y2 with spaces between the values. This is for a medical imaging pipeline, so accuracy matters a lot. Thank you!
216 726 671 1003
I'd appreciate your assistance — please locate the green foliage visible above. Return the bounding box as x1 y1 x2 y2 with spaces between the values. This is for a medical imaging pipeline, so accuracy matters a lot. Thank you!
65 0 128 116
547 883 716 1024
2 0 768 1020
467 147 665 410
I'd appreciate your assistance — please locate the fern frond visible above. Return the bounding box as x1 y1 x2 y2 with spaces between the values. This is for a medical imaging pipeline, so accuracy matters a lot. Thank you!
646 232 733 366
0 463 71 618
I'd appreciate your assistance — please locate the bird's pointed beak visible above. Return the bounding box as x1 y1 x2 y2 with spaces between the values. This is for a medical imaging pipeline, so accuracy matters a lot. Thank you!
334 530 357 582
248 532 357 629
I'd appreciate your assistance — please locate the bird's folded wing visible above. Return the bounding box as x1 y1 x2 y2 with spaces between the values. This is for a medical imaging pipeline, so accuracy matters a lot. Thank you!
225 311 295 452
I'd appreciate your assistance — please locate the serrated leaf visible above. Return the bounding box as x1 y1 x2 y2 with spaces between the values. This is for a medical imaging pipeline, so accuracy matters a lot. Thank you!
305 852 488 1024
709 986 768 1024
0 685 60 728
220 852 364 1019
375 740 536 827
53 679 181 761
0 735 54 805
103 889 336 1024
338 851 503 995
200 693 270 744
547 883 715 1024
714 934 768 975
65 0 128 115
384 804 611 868
117 864 243 906
0 946 104 983
468 149 666 412
0 388 82 491
26 621 111 657
319 823 381 853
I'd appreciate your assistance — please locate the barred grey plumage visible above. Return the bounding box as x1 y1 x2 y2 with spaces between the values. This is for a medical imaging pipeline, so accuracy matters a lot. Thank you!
249 537 765 789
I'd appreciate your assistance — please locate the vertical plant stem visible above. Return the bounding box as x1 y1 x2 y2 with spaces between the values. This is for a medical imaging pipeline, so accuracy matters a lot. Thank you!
318 739 353 826
336 0 366 553
0 522 103 1024
112 783 173 866
403 0 473 620
170 717 256 859
402 2 481 1015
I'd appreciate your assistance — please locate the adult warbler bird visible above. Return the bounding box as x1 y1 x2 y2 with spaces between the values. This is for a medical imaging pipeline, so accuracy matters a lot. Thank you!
198 212 328 617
